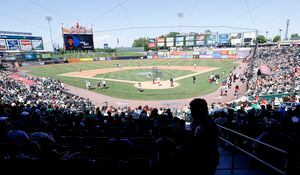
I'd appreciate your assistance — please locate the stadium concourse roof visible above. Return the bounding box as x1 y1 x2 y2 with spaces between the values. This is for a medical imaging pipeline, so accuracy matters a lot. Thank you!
0 31 32 36
3 50 50 53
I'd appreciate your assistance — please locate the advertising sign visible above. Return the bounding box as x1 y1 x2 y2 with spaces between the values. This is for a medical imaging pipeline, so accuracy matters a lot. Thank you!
218 34 229 44
186 36 194 41
230 33 242 45
157 37 165 43
176 36 184 41
243 32 256 45
243 32 256 39
24 53 36 60
196 34 205 46
19 39 32 51
0 39 6 50
157 42 165 47
175 37 184 46
148 38 156 43
41 53 51 59
31 40 44 50
220 50 228 55
186 41 194 46
148 42 156 48
206 33 217 45
213 51 221 58
148 38 156 48
228 50 236 55
166 37 174 42
166 42 174 47
6 39 20 50
175 36 184 46
175 41 184 46
166 37 174 47
157 37 165 47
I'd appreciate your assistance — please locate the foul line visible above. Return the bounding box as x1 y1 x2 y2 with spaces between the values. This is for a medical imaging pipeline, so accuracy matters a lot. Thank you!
59 67 219 84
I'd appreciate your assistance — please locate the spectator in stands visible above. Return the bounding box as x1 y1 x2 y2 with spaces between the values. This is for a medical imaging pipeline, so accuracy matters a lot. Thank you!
179 98 219 175
107 130 133 167
153 126 177 171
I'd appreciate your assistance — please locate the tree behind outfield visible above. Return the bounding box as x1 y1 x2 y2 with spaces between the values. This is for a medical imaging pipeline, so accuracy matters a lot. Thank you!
291 33 300 40
273 35 281 42
132 37 148 50
291 33 299 38
164 32 180 38
256 35 267 44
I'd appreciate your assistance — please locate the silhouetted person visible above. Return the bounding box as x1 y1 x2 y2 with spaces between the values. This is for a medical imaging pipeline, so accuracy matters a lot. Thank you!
179 98 219 175
153 126 177 173
107 130 133 168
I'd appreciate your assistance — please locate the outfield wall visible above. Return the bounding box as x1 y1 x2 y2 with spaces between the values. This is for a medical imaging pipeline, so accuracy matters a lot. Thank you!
147 47 252 59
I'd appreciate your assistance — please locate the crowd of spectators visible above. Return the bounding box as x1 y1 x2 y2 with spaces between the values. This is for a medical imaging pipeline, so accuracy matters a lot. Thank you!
247 45 300 96
0 66 220 174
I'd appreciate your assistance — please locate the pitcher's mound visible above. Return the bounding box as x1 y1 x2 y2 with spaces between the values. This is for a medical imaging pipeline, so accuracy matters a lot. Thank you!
134 81 180 89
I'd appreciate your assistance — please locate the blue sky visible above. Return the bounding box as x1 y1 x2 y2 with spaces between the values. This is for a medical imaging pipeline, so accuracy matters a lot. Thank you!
1 0 299 50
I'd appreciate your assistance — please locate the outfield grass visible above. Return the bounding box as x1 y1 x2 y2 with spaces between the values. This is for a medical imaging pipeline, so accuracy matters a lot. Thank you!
94 69 195 81
28 59 237 100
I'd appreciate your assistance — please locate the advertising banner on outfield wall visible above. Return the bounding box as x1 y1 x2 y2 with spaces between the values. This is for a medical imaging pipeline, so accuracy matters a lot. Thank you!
24 53 36 60
67 58 80 63
221 55 229 59
228 50 236 55
213 52 221 58
80 58 93 62
236 47 251 58
41 53 51 59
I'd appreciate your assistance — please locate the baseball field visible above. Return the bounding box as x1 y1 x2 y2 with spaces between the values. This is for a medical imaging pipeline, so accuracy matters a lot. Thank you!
28 59 237 100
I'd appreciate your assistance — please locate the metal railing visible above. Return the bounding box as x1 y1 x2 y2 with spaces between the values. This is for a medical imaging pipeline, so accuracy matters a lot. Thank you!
217 124 288 175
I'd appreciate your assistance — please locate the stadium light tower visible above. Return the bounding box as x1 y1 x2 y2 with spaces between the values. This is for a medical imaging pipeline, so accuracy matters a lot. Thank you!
265 31 269 41
177 12 184 32
46 16 54 51
279 29 282 41
285 19 290 41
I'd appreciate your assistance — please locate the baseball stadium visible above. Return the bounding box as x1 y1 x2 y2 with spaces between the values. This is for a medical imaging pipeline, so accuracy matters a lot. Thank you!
0 1 300 175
